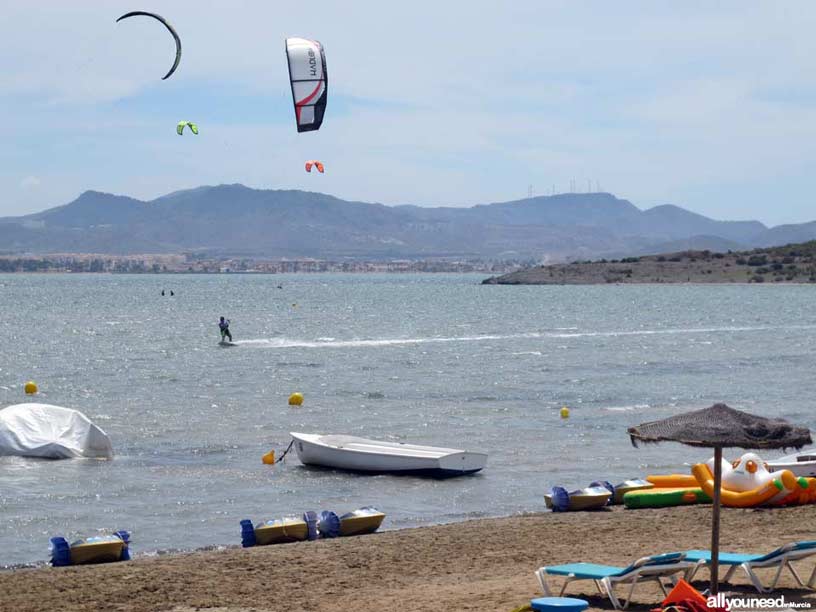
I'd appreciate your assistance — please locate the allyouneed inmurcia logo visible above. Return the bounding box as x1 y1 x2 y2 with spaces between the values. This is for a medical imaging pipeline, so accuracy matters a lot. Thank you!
707 594 813 610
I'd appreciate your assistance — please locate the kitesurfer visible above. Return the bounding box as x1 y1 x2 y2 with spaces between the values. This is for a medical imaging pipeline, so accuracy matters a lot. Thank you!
219 316 232 342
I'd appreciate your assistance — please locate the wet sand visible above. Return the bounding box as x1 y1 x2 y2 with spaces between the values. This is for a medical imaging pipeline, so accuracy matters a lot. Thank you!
1 505 814 612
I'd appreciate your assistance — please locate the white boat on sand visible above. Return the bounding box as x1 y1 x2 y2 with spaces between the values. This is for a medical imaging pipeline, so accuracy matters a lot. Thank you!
767 452 816 478
290 432 487 477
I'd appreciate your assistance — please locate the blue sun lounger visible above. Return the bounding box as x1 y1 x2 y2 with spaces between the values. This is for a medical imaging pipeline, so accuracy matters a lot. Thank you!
535 552 693 610
684 541 816 593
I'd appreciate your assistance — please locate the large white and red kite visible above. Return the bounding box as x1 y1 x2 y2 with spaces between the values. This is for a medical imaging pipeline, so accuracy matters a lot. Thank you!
285 38 328 133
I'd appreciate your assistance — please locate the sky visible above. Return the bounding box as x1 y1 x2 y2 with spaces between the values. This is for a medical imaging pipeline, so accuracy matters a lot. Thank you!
1 1 815 226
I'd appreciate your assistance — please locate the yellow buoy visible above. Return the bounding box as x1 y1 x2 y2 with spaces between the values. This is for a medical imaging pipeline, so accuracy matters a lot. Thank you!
262 450 275 465
24 381 38 395
288 392 304 406
560 406 570 419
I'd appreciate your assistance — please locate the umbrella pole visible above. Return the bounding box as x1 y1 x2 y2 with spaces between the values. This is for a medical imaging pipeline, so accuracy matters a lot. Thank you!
710 446 723 595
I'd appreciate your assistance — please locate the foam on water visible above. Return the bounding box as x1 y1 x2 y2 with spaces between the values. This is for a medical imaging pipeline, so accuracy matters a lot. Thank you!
234 324 812 350
603 404 650 412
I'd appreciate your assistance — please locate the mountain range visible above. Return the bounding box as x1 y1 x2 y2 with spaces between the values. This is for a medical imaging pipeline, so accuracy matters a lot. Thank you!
1 185 813 260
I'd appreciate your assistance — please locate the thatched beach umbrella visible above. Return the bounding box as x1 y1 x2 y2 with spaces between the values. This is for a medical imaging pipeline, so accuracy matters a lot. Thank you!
628 403 811 595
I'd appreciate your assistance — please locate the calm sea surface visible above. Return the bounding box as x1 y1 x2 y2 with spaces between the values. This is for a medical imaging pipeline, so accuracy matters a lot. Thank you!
1 273 815 565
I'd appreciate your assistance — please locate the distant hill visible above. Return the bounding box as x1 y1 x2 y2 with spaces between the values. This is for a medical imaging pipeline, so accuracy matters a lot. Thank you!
482 241 816 285
613 234 747 258
751 221 816 247
639 205 765 243
0 184 810 259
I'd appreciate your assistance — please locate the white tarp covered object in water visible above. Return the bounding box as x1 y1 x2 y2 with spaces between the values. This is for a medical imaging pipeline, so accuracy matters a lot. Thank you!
285 37 328 132
0 403 113 459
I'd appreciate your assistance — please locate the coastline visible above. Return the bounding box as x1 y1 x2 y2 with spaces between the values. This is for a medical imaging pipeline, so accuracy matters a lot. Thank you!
483 245 816 285
2 505 814 612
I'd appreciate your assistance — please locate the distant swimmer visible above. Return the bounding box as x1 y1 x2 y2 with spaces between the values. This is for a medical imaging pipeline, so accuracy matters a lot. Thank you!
219 316 232 342
170 290 174 296
161 289 165 296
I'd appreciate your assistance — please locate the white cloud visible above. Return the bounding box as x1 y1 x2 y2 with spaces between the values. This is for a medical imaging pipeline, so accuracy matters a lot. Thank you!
19 175 41 190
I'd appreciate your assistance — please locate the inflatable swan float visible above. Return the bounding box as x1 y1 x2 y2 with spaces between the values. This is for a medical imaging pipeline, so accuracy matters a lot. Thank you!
692 452 816 507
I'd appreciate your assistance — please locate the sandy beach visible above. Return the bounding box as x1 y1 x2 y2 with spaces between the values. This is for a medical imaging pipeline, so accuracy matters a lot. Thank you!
1 505 814 612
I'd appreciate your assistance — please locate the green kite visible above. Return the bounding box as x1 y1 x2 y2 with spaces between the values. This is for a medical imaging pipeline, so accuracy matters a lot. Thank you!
177 121 198 135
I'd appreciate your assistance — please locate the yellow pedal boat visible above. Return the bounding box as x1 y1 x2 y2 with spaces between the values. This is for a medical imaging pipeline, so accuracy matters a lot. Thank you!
545 486 611 511
339 507 386 536
252 516 309 545
50 532 131 566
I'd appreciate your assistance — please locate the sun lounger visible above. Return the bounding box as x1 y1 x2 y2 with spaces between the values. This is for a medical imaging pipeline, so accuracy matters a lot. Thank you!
684 541 816 593
535 552 693 610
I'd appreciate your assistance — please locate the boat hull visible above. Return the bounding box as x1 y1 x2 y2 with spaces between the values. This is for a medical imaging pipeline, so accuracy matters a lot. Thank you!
612 479 654 504
544 490 611 511
290 433 487 477
254 519 308 545
339 510 386 536
69 540 125 565
768 453 816 478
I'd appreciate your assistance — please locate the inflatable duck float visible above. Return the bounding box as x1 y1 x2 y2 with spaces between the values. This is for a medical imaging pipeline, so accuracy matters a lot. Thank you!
626 452 816 509
692 452 816 507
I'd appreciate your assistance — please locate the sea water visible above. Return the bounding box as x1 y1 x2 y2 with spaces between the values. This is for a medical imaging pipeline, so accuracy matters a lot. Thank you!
1 273 815 565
